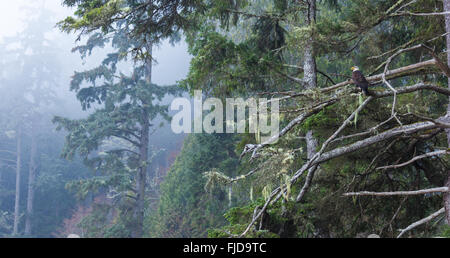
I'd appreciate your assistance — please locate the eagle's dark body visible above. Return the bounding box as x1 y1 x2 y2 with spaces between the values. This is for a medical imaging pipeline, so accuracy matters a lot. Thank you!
352 70 370 95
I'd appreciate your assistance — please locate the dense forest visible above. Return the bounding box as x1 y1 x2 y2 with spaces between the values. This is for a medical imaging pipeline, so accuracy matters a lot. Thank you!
1 0 450 238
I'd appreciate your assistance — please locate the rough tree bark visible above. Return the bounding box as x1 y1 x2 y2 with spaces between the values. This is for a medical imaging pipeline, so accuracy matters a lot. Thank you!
13 127 22 235
302 0 319 202
444 0 450 225
25 129 37 236
303 0 317 90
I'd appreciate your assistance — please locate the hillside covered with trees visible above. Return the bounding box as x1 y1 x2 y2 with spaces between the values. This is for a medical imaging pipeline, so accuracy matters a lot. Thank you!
1 0 450 239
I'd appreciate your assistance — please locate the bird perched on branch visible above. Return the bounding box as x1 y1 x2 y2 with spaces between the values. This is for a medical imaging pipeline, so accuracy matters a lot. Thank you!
351 66 370 96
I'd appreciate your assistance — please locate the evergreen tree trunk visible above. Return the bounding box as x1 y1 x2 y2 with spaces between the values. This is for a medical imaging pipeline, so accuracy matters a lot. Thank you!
25 130 37 236
303 0 317 90
133 44 152 238
443 0 450 225
304 0 318 186
13 127 22 235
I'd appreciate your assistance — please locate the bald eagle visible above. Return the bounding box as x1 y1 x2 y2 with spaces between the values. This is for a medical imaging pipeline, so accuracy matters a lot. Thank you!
351 66 370 96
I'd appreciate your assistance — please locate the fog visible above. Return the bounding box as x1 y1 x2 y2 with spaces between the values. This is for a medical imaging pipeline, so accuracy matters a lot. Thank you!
0 1 191 83
0 0 192 237
0 0 191 116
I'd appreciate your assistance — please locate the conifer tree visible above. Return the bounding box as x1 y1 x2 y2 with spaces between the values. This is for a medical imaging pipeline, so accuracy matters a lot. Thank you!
55 2 186 236
0 8 62 236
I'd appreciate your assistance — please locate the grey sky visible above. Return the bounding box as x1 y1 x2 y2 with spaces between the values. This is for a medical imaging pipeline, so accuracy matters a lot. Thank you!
0 0 192 86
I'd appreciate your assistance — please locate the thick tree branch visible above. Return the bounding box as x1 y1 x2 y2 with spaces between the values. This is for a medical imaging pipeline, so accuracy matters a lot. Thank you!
296 96 375 202
265 59 437 104
287 121 443 193
319 59 437 94
397 208 445 238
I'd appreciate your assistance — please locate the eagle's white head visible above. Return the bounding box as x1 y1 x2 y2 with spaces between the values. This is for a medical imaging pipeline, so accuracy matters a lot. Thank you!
351 66 360 72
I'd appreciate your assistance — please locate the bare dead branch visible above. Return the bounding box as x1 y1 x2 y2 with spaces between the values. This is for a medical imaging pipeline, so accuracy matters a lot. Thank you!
397 208 445 238
420 44 450 77
270 59 437 102
343 187 449 197
320 59 437 94
373 82 450 97
392 11 450 17
377 150 450 170
320 122 443 163
380 44 431 125
295 164 318 202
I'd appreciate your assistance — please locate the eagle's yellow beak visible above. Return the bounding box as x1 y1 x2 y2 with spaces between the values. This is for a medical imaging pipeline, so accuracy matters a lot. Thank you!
351 66 356 71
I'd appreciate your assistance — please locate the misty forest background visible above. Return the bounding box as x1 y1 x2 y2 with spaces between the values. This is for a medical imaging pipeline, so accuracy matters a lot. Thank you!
1 0 450 238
